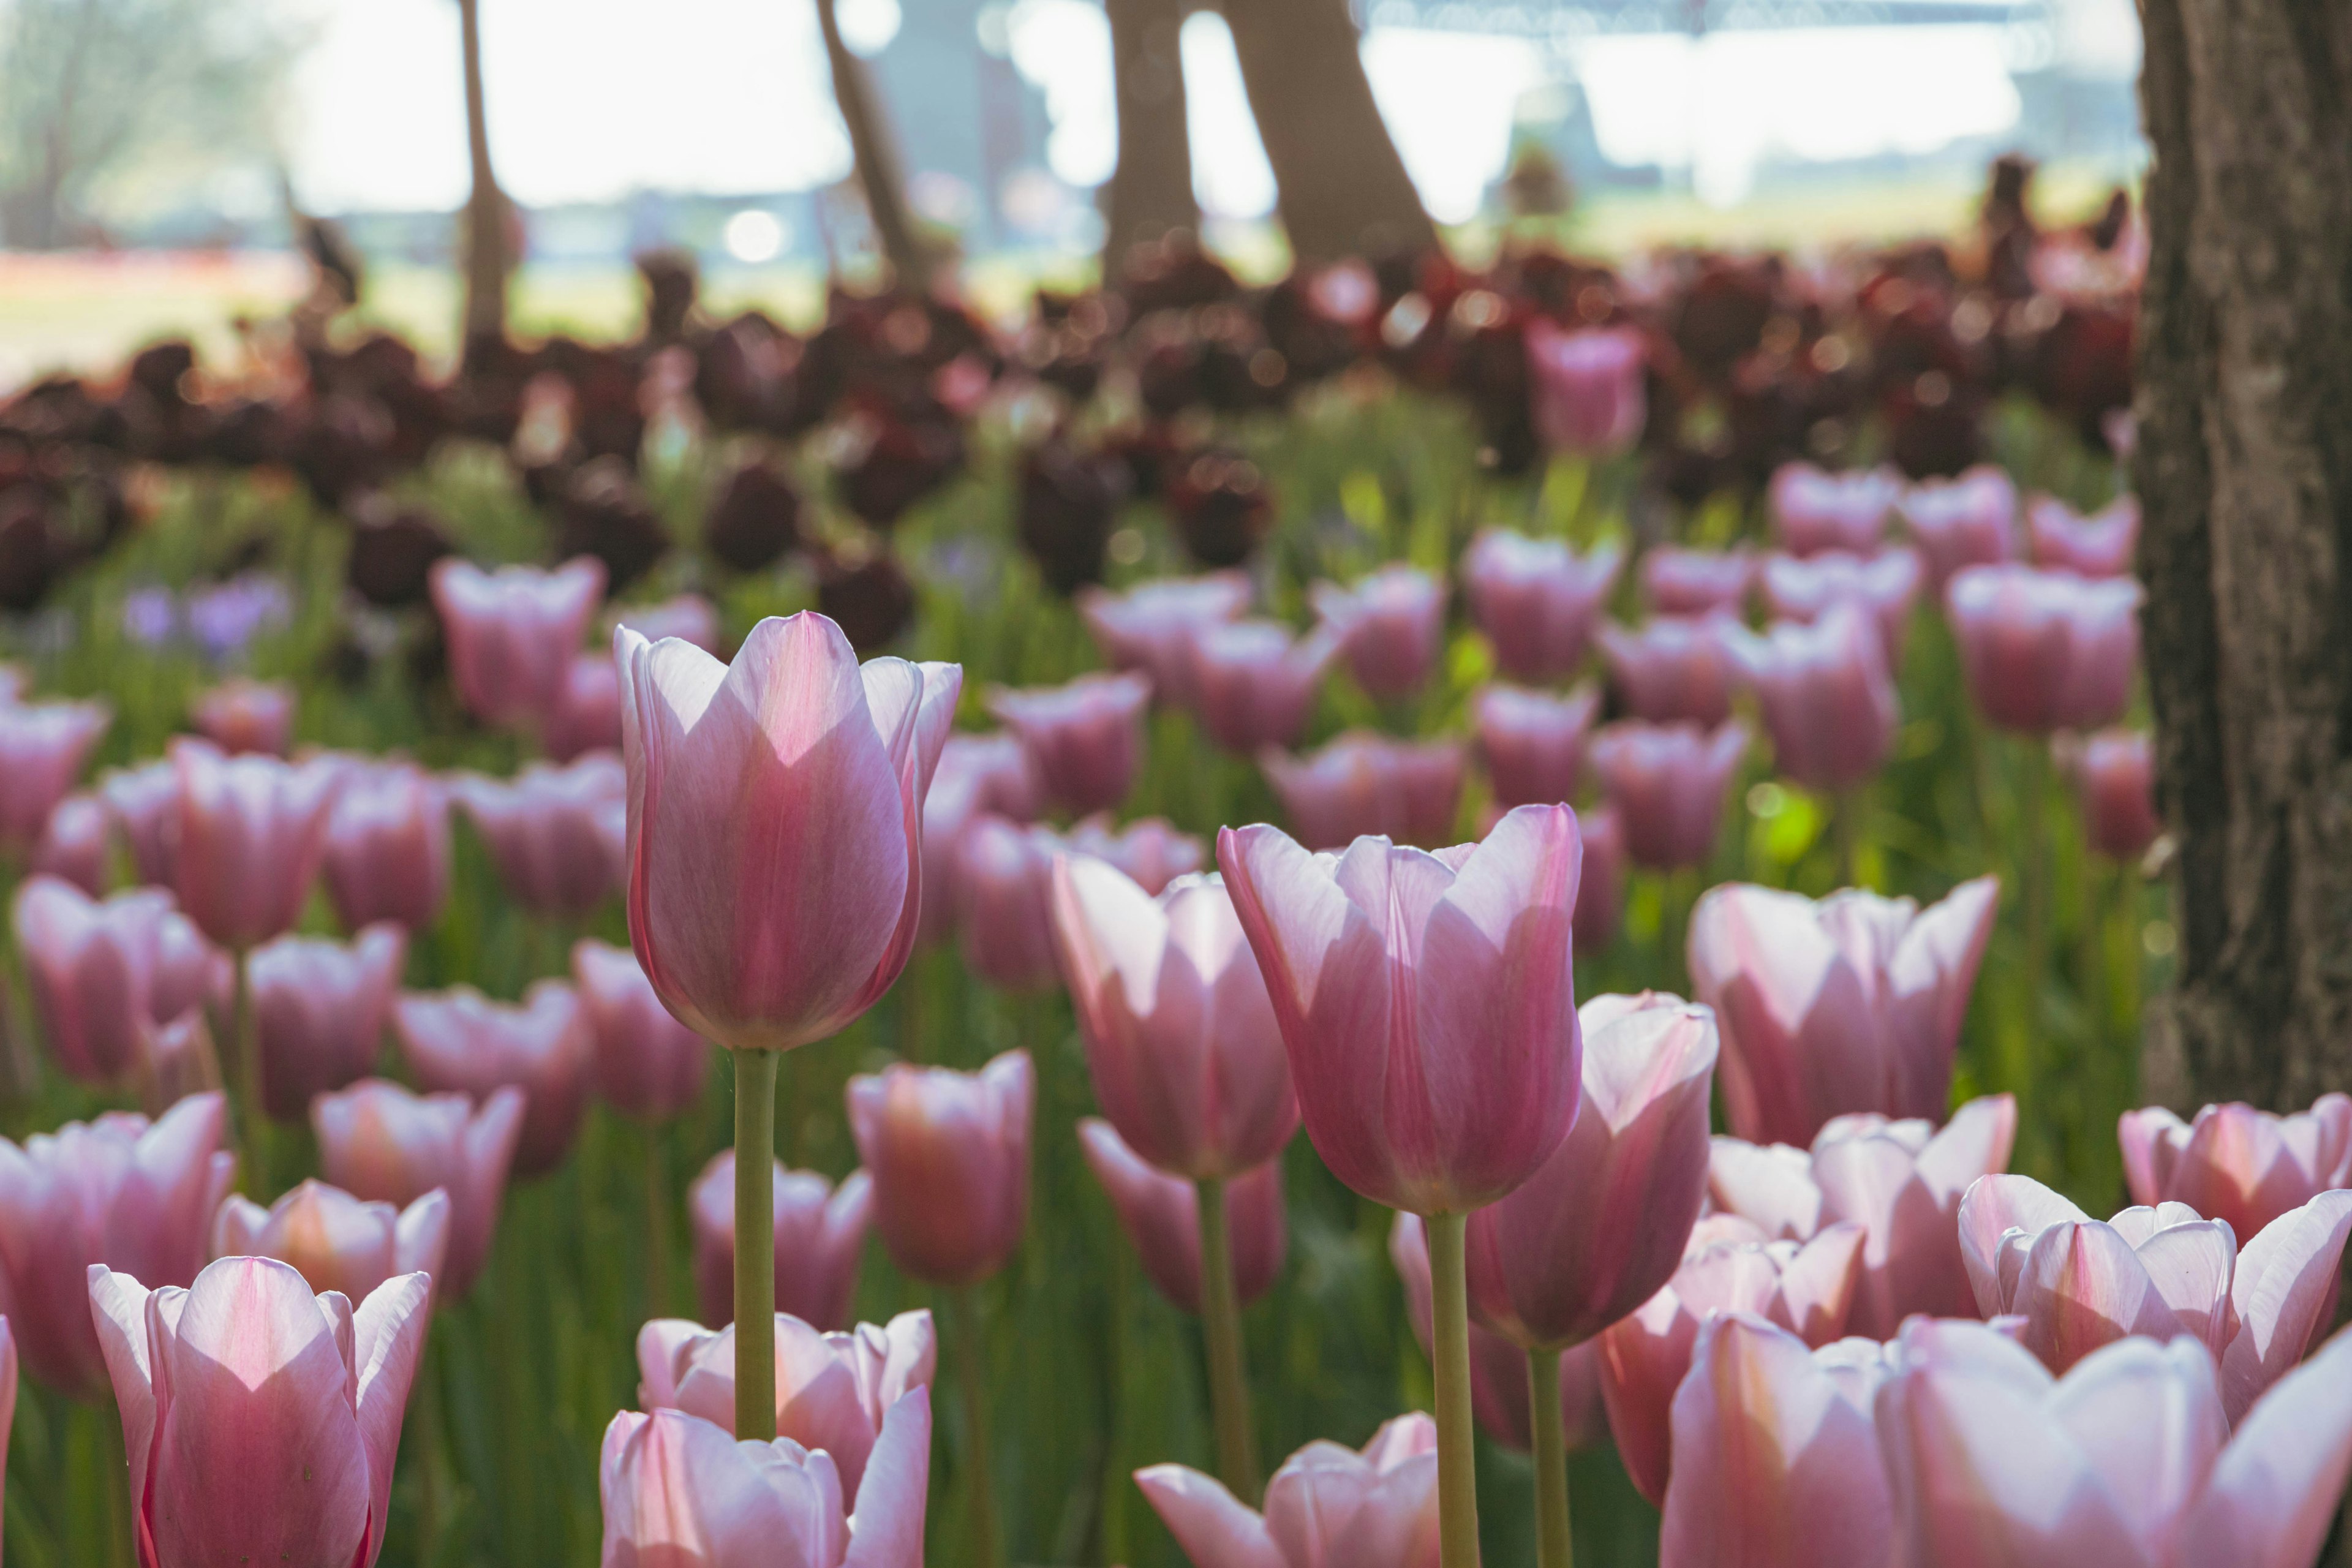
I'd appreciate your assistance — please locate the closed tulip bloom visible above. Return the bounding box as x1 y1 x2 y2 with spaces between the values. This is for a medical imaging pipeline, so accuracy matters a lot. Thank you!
1259 731 1465 851
100 757 180 886
190 677 296 756
0 696 110 854
1217 805 1583 1215
953 814 1062 992
916 731 1043 945
1052 860 1296 1178
1461 530 1624 682
1642 546 1752 619
1757 547 1921 672
212 1180 451 1304
168 739 339 948
1079 1120 1286 1315
621 612 960 1055
1896 465 2017 592
1188 619 1337 755
2119 1093 2352 1244
431 555 608 730
1588 720 1750 870
1597 615 1738 727
1063 813 1205 894
1526 321 1647 457
31 791 108 894
322 761 450 933
1311 564 1447 701
846 1050 1033 1287
1137 1412 1440 1568
1689 878 1999 1146
1723 607 1900 795
1466 993 1716 1348
1472 682 1599 808
249 924 405 1121
89 1259 430 1568
1573 804 1627 951
616 593 725 654
0 1093 235 1396
1078 570 1252 708
312 1079 524 1298
689 1153 872 1331
986 670 1148 816
573 938 711 1118
1875 1317 2352 1568
1769 462 1902 558
598 1384 932 1568
1945 564 2143 733
13 876 231 1085
2027 491 2139 578
395 982 591 1178
544 652 624 762
138 1008 224 1115
452 752 628 918
2073 728 2162 861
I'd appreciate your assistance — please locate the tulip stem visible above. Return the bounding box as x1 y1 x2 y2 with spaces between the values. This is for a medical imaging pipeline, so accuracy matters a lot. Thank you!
1529 1344 1575 1568
644 1116 672 1319
1833 788 1863 890
952 1285 1003 1568
1425 1209 1483 1568
229 946 267 1193
733 1049 778 1442
2017 740 2049 1098
1193 1174 1261 1504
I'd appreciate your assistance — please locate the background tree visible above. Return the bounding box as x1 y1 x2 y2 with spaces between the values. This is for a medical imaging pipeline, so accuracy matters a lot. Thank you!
813 0 932 288
1099 0 1196 277
457 0 510 344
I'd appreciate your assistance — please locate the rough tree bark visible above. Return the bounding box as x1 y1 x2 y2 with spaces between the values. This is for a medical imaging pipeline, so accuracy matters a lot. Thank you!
1218 0 1437 265
2135 0 2352 1113
812 0 933 290
1101 0 1197 276
457 0 509 342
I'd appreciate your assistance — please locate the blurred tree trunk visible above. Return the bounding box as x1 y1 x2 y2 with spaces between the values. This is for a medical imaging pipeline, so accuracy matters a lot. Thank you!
1100 0 1197 277
812 0 933 290
2135 0 2352 1114
457 0 509 342
1218 0 1435 265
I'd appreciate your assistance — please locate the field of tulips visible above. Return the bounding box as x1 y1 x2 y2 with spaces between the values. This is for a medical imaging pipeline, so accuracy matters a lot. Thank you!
1 202 2348 1568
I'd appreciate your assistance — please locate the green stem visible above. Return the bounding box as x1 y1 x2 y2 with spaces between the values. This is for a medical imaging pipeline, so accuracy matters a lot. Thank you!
1529 1344 1574 1568
417 1333 446 1565
2017 741 2049 1098
229 946 266 1193
1833 788 1862 891
644 1116 673 1321
1425 1210 1482 1568
733 1049 778 1442
953 1285 1003 1568
1193 1175 1260 1504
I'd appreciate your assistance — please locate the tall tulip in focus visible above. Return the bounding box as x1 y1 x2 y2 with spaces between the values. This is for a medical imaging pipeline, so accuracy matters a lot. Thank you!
618 611 957 1443
689 1153 871 1331
1138 1412 1440 1568
1219 805 1585 1568
1461 530 1623 682
313 1079 524 1298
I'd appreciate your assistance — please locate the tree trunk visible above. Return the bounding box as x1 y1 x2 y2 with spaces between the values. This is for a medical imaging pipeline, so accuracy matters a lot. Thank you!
1218 0 1436 266
812 0 933 290
2134 0 2352 1114
458 0 509 342
1100 0 1197 277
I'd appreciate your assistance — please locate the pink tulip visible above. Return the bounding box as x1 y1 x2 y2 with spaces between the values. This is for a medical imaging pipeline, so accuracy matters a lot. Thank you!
394 982 592 1178
689 1153 872 1331
543 652 624 762
1079 1120 1286 1315
635 1310 934 1498
1723 606 1899 795
1945 564 2143 734
168 739 339 948
1188 619 1337 755
1895 465 2017 591
573 938 711 1118
1137 1412 1440 1568
1062 813 1205 895
1472 682 1599 808
0 1093 235 1396
0 696 110 854
1259 731 1465 851
598 1384 932 1568
89 1258 431 1568
2119 1093 2352 1245
1461 530 1623 682
431 555 608 730
1526 321 1647 457
2027 491 2139 578
1052 859 1295 1178
1707 1094 2018 1336
1641 546 1752 619
1311 565 1447 701
616 593 724 654
212 1179 451 1303
986 670 1149 816
1078 571 1253 708
322 761 450 933
1596 1223 1866 1504
12 876 231 1085
1689 878 1999 1145
190 677 296 756
1596 614 1739 727
1876 1317 2352 1568
846 1050 1033 1287
99 758 178 886
1757 547 1921 672
138 1008 223 1115
31 791 108 894
2072 728 2162 861
1574 804 1626 951
312 1079 523 1298
249 924 405 1121
1217 805 1583 1215
952 814 1063 991
916 731 1042 945
1464 993 1716 1348
1959 1174 2352 1414
1768 462 1901 558
1588 720 1750 870
451 752 629 918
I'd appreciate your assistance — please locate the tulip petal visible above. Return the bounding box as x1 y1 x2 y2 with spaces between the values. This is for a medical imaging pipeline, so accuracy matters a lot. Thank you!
351 1272 431 1564
2220 1189 2352 1423
1264 1439 1376 1567
843 1385 932 1568
1135 1463 1286 1568
1707 1137 1825 1241
89 1266 161 1555
2176 1325 2352 1568
2041 1336 2226 1567
1958 1174 2090 1315
1331 1450 1440 1568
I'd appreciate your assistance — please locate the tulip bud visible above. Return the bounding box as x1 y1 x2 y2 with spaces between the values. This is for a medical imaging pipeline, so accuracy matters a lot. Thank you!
1641 545 1752 619
394 981 592 1178
450 752 628 918
688 1153 872 1331
168 739 340 948
1461 530 1622 683
1311 564 1447 702
0 696 110 854
1588 720 1749 870
322 761 450 932
1894 465 2016 592
846 1050 1033 1287
1261 730 1466 851
987 671 1150 817
212 1179 450 1304
2026 491 2138 578
429 555 608 731
1077 571 1251 709
573 938 711 1119
1525 322 1646 457
1945 563 2142 734
1188 619 1337 755
1079 1120 1286 1315
2070 727 2162 861
1768 462 1901 557
312 1078 524 1298
189 677 296 756
30 791 108 894
1597 615 1740 728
